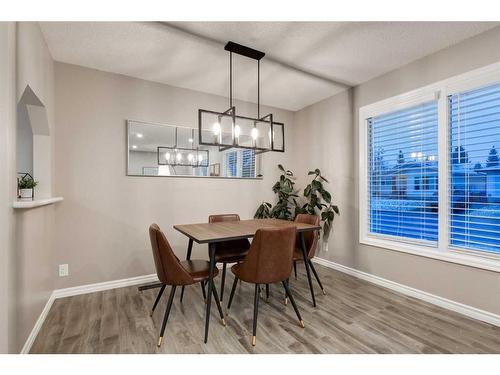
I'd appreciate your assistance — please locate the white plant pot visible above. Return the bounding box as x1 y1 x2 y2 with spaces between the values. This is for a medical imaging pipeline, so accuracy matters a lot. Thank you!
19 188 33 200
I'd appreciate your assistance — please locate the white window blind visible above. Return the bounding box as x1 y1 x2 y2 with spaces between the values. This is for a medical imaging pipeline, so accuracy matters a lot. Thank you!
241 149 255 178
449 82 500 255
225 151 237 177
368 101 439 245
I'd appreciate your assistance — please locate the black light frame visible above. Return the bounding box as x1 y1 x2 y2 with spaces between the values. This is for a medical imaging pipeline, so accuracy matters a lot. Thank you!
198 41 285 153
157 146 209 168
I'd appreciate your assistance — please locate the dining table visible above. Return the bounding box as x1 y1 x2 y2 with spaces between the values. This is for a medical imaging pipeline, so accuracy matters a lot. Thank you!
173 218 321 343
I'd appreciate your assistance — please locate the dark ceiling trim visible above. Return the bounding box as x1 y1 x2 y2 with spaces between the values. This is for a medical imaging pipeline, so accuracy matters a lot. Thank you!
154 21 352 89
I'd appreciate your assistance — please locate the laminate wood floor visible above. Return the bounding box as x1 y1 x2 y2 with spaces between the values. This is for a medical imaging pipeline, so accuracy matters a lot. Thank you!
30 264 500 354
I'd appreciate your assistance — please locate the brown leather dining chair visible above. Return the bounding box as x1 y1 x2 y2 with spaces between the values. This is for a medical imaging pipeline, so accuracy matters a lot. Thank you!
148 224 226 347
226 226 304 346
292 214 326 295
207 214 250 302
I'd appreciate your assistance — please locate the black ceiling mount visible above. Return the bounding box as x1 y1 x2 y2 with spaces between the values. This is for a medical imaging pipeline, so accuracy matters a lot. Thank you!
224 41 265 61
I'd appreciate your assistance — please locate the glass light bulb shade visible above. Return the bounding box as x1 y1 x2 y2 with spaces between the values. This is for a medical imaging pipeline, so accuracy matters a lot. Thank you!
251 127 259 140
212 121 221 135
234 125 241 138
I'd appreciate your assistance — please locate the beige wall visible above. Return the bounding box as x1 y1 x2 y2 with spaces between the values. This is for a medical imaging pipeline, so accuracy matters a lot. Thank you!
294 26 500 315
12 22 56 353
53 62 294 289
0 22 17 354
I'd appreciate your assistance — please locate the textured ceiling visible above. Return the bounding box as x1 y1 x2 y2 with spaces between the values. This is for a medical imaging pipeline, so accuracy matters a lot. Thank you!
40 22 499 111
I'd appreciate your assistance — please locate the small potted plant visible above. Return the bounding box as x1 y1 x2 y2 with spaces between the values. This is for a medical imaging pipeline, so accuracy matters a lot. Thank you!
18 175 38 200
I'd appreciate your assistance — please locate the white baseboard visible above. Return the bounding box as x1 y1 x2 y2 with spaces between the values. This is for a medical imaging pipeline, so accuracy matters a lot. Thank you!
312 257 500 327
21 273 159 353
52 273 158 299
20 292 56 354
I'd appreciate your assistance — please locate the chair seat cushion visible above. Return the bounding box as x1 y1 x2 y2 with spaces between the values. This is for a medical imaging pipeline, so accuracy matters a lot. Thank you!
213 240 250 263
180 260 219 283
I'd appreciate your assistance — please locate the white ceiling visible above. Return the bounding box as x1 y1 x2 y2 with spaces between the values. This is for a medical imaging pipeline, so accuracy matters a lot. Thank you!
40 22 499 111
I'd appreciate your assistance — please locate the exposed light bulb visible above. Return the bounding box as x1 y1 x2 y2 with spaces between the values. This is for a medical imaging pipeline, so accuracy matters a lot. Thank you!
165 152 170 161
136 133 143 138
251 127 259 140
132 145 137 149
212 122 221 136
188 153 194 162
411 152 417 158
176 152 182 161
198 154 203 162
234 125 241 138
188 138 194 143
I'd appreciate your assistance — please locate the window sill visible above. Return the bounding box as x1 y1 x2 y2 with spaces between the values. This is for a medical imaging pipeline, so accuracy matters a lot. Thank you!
13 197 64 209
360 235 500 273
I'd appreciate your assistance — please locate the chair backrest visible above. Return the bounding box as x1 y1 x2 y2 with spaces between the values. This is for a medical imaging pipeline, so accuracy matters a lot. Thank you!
208 214 250 251
294 214 320 259
149 224 193 285
237 226 296 284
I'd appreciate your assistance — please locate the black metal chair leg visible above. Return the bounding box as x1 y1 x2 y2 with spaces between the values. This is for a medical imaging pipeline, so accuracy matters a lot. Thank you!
204 246 216 343
300 232 316 307
150 284 166 317
227 276 238 312
293 261 298 279
200 281 207 301
308 259 326 295
252 283 260 346
220 263 226 302
158 286 176 347
265 284 269 301
282 280 304 328
179 239 194 303
211 284 226 326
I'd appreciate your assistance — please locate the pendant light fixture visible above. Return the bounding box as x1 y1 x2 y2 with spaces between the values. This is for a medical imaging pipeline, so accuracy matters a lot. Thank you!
157 127 209 168
198 41 285 153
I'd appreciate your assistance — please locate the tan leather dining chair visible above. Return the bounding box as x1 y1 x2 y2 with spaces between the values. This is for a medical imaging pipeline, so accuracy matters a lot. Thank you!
148 224 226 347
207 214 250 301
292 214 326 295
226 226 304 346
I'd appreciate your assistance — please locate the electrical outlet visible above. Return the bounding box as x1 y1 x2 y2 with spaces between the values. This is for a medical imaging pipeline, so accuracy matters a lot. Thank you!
59 264 69 277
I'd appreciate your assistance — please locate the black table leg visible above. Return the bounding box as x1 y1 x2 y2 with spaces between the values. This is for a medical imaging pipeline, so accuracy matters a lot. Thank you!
180 239 193 302
204 243 216 343
300 232 316 307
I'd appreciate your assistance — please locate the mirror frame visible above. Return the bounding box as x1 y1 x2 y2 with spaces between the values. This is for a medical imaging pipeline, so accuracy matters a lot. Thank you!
126 120 264 180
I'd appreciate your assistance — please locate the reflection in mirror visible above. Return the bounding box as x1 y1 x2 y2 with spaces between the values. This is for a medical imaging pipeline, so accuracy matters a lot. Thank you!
127 120 262 178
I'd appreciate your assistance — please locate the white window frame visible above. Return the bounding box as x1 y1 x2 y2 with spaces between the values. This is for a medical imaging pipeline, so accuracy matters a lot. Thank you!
359 61 500 273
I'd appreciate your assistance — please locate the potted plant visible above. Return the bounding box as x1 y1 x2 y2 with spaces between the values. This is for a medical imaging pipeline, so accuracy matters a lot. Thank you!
18 175 38 200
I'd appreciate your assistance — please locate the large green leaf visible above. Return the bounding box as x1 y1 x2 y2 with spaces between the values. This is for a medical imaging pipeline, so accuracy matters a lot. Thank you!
278 164 285 172
321 189 331 203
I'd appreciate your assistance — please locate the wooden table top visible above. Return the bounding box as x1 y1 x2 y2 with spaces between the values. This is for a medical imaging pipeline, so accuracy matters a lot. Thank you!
173 218 321 244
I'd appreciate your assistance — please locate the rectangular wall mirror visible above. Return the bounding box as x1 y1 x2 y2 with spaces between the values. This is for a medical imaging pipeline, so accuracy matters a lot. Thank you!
127 120 263 178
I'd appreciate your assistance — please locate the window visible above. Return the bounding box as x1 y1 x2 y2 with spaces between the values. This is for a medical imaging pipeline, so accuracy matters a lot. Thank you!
449 83 500 255
225 151 237 177
360 62 500 270
241 149 256 178
368 101 439 244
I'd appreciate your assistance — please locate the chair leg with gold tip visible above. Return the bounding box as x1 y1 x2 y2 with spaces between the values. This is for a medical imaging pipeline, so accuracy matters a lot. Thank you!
211 284 226 326
282 280 304 328
265 284 270 302
158 286 176 347
226 276 238 313
293 261 298 279
150 284 166 317
308 259 326 295
252 284 260 346
220 263 227 302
